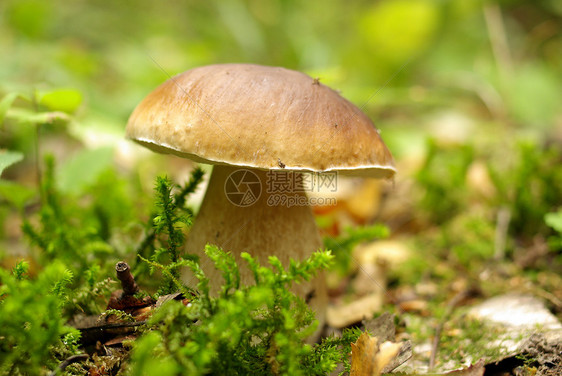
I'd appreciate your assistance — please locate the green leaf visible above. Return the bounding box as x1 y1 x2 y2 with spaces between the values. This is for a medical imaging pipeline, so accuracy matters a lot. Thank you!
57 147 113 194
0 93 21 124
545 210 562 233
6 107 70 125
0 180 35 209
0 150 24 177
359 0 439 63
505 64 562 127
39 88 83 114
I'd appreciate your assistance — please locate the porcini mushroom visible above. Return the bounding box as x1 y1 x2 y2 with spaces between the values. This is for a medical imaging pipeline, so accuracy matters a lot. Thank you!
126 64 395 330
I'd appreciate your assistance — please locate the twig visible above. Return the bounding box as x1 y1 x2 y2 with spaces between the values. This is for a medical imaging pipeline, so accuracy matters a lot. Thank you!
483 3 513 84
494 207 511 260
79 320 147 332
48 354 89 376
429 287 480 370
115 261 139 295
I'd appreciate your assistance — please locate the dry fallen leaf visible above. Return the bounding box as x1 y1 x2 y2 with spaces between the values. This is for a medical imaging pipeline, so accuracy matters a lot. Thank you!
443 359 485 376
344 179 382 222
327 294 383 328
362 313 413 372
350 333 401 376
353 239 411 271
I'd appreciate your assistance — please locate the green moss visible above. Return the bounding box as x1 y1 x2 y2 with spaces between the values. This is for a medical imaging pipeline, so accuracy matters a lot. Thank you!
0 261 81 374
437 315 507 367
132 245 356 375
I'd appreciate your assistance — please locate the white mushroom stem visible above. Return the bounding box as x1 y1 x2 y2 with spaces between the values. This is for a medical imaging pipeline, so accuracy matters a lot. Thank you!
184 164 326 323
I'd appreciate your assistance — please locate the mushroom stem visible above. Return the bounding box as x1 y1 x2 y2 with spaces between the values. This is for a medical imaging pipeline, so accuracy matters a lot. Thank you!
184 164 326 324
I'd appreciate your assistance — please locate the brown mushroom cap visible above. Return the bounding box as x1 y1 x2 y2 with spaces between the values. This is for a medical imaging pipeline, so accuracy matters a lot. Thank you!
126 63 395 178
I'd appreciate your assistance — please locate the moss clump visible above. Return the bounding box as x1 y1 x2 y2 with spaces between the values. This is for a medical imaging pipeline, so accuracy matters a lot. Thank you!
132 244 359 376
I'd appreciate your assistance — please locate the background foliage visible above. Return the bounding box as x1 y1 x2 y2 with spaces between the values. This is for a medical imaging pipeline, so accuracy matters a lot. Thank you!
0 0 561 374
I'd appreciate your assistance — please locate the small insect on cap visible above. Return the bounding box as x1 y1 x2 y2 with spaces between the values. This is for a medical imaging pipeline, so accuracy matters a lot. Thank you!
126 63 396 178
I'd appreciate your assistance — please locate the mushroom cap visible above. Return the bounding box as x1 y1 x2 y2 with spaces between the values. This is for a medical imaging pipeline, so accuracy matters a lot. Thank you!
126 64 395 178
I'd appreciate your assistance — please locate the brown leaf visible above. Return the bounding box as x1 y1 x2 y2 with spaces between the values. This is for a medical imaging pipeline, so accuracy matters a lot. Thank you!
444 359 485 376
350 333 401 376
327 294 383 328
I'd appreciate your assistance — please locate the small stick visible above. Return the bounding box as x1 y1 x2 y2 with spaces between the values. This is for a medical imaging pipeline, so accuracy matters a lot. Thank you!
483 3 513 84
494 207 511 261
115 261 139 295
48 354 89 376
429 287 479 370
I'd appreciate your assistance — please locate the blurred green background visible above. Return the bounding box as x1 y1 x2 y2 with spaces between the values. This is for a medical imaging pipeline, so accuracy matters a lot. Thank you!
1 0 561 255
2 0 561 148
1 2 561 372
